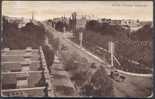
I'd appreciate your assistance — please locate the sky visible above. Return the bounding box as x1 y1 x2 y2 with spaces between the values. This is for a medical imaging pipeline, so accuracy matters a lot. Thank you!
2 1 153 21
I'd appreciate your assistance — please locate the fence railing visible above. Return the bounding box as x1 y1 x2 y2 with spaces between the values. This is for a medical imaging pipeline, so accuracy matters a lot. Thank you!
66 39 153 77
39 46 54 96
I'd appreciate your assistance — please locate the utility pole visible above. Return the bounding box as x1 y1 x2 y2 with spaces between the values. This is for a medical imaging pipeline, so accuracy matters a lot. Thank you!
108 41 114 67
79 32 83 47
32 11 34 21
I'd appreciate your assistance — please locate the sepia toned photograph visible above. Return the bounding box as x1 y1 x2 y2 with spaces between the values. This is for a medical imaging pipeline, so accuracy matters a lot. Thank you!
1 1 153 98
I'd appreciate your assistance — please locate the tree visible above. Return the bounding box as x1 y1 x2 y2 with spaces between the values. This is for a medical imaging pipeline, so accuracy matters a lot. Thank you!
52 38 60 52
62 52 80 71
86 20 101 32
130 24 152 41
83 66 114 96
3 17 45 49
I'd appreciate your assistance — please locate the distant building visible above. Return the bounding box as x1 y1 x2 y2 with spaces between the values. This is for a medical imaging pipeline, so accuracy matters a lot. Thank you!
141 21 153 27
3 16 30 28
76 16 87 29
52 18 61 23
101 18 112 24
121 19 141 27
110 20 122 25
4 16 18 23
100 18 141 27
53 17 69 24
18 18 30 28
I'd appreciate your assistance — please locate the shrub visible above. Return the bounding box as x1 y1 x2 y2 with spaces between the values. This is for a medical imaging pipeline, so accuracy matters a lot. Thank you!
82 66 114 96
62 52 80 71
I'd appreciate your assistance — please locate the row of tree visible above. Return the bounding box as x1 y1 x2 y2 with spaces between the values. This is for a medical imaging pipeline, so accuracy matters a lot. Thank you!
3 16 46 49
71 19 153 73
44 24 114 96
60 49 114 96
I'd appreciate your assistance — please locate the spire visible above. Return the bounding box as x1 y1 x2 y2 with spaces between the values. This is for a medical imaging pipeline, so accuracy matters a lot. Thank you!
32 11 34 21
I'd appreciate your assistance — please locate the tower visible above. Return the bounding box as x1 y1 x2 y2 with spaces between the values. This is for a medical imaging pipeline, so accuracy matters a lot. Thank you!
30 11 34 23
71 12 77 33
32 12 34 21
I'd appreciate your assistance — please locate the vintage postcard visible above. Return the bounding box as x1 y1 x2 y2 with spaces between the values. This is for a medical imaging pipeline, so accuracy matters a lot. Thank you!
1 1 153 98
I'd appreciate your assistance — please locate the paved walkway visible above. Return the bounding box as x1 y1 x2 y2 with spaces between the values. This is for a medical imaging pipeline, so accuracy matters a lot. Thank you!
50 55 77 96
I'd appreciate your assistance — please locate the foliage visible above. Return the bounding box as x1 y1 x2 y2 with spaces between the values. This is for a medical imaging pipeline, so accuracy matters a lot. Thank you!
51 38 60 52
115 40 152 73
62 52 79 71
61 49 114 96
85 20 130 40
55 21 68 32
130 24 153 41
81 66 114 96
3 17 45 49
71 19 152 73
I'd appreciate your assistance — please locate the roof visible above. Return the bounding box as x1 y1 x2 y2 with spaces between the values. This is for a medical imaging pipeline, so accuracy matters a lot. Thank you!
1 48 41 72
2 61 40 72
2 74 17 85
16 72 29 78
1 49 39 55
2 62 21 72
2 55 39 62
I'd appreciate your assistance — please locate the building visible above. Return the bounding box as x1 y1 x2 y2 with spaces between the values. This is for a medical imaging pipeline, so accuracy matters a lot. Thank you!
100 18 141 27
3 16 30 28
76 16 87 29
18 18 30 28
53 17 69 24
1 46 76 97
121 19 141 27
101 18 112 24
3 16 18 23
1 47 53 97
110 20 122 25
